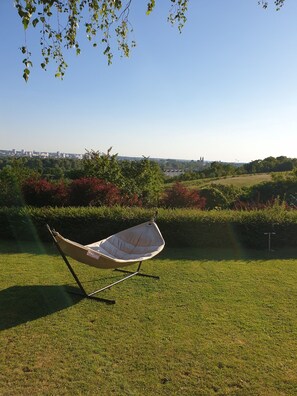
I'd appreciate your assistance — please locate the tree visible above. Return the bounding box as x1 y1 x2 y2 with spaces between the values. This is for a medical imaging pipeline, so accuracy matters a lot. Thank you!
15 0 284 81
121 157 164 207
82 148 123 186
0 159 39 206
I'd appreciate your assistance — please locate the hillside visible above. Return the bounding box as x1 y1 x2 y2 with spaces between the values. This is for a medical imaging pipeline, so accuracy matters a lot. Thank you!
171 173 273 190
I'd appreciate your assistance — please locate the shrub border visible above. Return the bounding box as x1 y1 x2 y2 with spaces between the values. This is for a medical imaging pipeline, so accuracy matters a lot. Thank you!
1 206 297 248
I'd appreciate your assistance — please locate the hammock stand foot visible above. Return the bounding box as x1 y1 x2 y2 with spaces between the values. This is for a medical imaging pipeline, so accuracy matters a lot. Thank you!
68 289 116 305
114 267 160 280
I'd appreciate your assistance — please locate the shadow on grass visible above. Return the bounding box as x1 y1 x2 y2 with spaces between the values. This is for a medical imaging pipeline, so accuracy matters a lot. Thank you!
0 285 83 331
0 240 55 255
157 247 297 261
1 240 297 261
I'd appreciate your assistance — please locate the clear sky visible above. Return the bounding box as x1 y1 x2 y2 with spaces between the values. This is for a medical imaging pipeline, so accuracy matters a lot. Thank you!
1 0 297 162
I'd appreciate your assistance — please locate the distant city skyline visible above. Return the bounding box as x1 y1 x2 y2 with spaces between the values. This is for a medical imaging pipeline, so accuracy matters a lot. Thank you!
0 148 83 159
1 2 297 162
0 147 206 162
2 146 295 164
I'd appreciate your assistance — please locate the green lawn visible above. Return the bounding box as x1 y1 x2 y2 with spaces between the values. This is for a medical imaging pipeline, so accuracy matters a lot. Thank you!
1 241 297 395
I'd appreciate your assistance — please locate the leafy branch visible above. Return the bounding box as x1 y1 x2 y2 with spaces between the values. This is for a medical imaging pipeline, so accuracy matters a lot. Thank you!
14 0 285 81
258 0 286 11
15 0 189 81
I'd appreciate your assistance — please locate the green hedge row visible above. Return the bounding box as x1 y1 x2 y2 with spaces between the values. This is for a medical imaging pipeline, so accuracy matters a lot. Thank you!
1 206 297 249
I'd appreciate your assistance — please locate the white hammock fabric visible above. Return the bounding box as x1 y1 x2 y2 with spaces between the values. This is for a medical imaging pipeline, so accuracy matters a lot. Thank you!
54 221 165 270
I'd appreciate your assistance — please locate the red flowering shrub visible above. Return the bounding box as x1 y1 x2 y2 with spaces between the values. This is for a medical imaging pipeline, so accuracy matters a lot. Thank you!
68 177 121 206
21 177 142 207
22 178 67 207
233 198 290 211
162 182 206 209
119 193 142 207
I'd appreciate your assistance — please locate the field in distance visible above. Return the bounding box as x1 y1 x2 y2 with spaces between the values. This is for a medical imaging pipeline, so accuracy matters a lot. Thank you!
170 173 273 189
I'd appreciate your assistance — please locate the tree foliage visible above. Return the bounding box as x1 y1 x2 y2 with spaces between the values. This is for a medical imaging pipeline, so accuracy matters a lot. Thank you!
258 0 285 11
0 149 164 207
242 156 297 174
14 0 285 81
0 159 38 206
162 182 206 209
67 177 121 206
82 148 123 186
14 0 189 80
121 157 164 206
81 149 164 206
22 177 68 206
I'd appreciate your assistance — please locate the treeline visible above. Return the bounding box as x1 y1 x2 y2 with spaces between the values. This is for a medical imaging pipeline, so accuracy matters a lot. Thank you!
0 157 83 180
0 150 164 208
1 154 297 183
167 156 297 182
175 161 238 181
1 151 297 210
242 156 297 173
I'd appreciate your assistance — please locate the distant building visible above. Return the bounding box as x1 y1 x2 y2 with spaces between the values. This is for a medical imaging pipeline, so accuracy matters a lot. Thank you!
164 169 184 178
0 148 83 159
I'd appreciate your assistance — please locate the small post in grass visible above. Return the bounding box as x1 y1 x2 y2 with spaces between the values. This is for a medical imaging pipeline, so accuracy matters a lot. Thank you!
264 232 276 252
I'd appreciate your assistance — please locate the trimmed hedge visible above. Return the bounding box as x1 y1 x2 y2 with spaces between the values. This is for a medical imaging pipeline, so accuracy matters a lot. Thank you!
1 206 297 248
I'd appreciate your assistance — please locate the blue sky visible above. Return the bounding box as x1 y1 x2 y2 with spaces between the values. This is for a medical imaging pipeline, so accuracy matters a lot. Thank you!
1 0 297 162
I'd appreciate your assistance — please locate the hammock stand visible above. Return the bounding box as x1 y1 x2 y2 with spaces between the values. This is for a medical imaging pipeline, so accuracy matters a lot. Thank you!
47 220 165 304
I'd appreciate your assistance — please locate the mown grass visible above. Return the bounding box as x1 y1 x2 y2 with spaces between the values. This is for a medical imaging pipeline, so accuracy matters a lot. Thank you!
207 173 273 188
1 240 297 395
177 173 273 190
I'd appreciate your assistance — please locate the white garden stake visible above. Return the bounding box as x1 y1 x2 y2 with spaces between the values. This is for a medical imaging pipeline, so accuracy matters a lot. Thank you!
264 232 276 252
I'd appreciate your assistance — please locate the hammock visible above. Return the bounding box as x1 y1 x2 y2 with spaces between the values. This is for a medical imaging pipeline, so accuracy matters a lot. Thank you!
47 220 165 304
